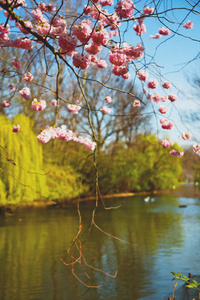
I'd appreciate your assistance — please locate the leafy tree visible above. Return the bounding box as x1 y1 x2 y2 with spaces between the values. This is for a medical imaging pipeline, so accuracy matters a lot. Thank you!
0 114 48 204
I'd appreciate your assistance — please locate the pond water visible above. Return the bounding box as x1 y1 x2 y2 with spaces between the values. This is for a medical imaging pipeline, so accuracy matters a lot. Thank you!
0 185 200 300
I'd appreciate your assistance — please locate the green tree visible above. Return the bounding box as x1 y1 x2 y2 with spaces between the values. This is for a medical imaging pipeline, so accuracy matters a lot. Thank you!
0 114 48 204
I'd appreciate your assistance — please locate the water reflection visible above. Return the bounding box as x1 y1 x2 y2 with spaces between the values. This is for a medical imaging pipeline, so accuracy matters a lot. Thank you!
0 186 200 300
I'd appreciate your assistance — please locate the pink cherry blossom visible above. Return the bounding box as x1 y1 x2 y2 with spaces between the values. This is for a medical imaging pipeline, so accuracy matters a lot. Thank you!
12 125 20 132
15 20 33 35
168 93 178 102
125 43 144 61
74 136 96 151
109 47 127 66
8 84 16 92
37 128 52 143
85 43 102 55
183 21 193 29
96 58 107 69
160 118 174 130
19 87 30 100
152 94 161 103
193 144 200 154
91 55 98 64
52 99 58 107
133 100 140 107
104 96 112 103
161 96 168 102
159 27 170 36
106 13 120 30
115 0 135 19
56 126 76 141
100 106 111 114
147 94 152 100
150 33 161 39
170 150 184 157
0 33 10 45
90 4 108 21
73 53 91 69
162 81 171 89
112 64 129 76
83 5 92 15
38 125 96 151
100 0 113 6
161 139 174 148
31 99 46 111
82 137 96 151
122 72 130 79
2 100 11 107
22 72 34 82
59 33 77 52
35 21 51 36
159 105 169 114
51 17 67 36
67 104 81 115
73 20 92 43
92 28 109 45
137 69 148 81
12 58 21 69
38 3 56 12
182 132 191 140
109 30 119 37
0 23 10 34
147 79 158 89
133 21 146 36
12 37 33 50
31 8 46 22
143 7 154 15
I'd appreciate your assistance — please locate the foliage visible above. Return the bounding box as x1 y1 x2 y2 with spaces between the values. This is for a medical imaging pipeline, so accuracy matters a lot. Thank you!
0 115 90 204
0 114 48 204
45 164 89 201
195 164 200 183
81 135 183 194
172 272 200 298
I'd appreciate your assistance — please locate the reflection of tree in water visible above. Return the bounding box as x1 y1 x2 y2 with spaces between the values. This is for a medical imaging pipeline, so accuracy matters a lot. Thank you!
85 196 183 299
0 196 183 300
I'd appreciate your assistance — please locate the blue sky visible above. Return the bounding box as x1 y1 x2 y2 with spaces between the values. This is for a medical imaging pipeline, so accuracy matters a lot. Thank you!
122 0 200 147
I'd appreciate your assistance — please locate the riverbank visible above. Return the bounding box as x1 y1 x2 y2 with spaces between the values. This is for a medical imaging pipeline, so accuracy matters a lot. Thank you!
0 190 159 214
2 184 199 214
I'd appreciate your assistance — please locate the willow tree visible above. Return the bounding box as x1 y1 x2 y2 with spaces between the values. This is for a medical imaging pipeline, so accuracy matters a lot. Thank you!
0 114 48 204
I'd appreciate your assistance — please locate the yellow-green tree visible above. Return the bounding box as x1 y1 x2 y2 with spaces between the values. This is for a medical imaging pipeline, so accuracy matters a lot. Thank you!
0 114 49 204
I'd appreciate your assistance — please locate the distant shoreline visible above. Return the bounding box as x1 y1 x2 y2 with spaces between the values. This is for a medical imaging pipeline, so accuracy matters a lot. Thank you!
0 190 159 213
1 183 199 213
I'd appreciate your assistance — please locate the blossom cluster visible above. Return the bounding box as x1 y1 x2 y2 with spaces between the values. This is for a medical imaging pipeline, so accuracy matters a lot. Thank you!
0 0 153 76
67 104 82 115
100 106 111 114
31 99 46 111
161 140 184 158
37 126 96 151
161 139 174 148
12 125 20 132
170 150 184 157
160 118 174 130
0 0 197 155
